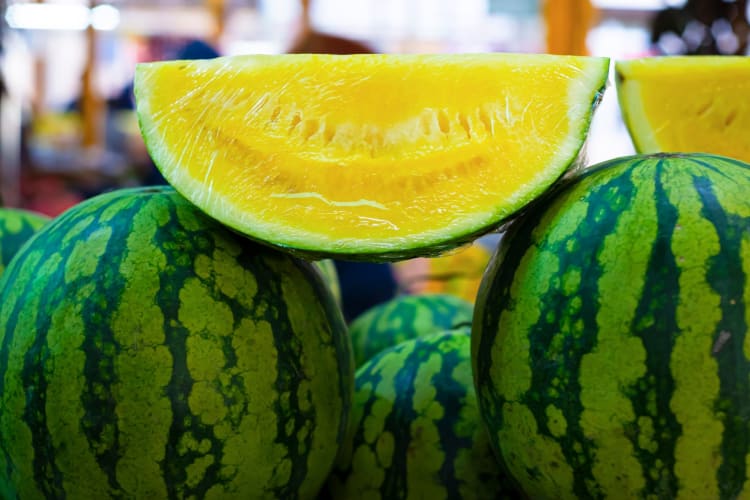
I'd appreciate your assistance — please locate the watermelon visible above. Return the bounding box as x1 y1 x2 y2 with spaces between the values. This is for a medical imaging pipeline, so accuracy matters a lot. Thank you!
0 208 50 277
327 328 515 499
348 293 473 367
0 186 353 499
134 53 609 261
472 153 750 498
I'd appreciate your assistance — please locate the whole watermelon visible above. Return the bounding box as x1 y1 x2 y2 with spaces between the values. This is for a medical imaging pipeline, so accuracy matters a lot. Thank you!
0 208 50 277
0 186 353 499
473 153 750 499
348 293 473 366
327 328 516 499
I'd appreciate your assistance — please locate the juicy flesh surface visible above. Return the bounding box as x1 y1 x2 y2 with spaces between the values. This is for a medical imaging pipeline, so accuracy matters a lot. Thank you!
617 56 750 162
136 54 608 253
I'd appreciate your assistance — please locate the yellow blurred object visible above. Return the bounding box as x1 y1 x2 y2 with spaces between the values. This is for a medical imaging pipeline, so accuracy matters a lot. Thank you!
31 113 83 149
392 243 492 304
543 0 596 55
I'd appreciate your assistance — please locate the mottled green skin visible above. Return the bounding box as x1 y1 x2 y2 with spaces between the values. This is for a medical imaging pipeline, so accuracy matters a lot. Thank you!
348 294 474 367
0 208 50 277
0 186 353 500
472 153 750 499
327 328 516 499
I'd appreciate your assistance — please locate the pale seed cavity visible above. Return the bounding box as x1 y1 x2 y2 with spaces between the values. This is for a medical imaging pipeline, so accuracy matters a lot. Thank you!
258 96 499 157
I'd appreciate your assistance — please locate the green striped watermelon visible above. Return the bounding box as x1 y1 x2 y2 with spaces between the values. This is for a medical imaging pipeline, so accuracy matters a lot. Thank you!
472 153 750 499
0 208 50 277
0 186 353 499
327 327 515 499
348 293 473 367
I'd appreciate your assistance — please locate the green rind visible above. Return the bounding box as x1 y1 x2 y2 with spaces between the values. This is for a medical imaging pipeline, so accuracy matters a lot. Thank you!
614 64 651 154
134 55 610 262
312 259 343 307
472 153 750 499
0 186 353 499
0 208 50 277
348 293 474 367
328 328 516 499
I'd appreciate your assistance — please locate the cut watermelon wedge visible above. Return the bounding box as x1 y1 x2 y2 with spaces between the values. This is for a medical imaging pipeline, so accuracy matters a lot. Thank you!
135 53 609 260
616 56 750 162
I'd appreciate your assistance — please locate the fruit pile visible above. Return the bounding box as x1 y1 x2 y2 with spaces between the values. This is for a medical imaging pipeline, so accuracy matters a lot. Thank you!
0 54 748 499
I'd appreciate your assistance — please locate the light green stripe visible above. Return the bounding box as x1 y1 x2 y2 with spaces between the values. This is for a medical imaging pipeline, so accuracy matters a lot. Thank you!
578 169 655 497
277 259 347 499
498 195 590 400
183 277 233 426
497 402 573 499
216 315 286 494
111 207 171 497
60 215 96 246
63 226 111 284
46 282 111 498
495 246 558 401
494 211 581 497
407 349 446 499
666 171 724 499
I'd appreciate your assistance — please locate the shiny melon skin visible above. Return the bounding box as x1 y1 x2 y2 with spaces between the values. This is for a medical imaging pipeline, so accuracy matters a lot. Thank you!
616 56 750 162
135 53 610 261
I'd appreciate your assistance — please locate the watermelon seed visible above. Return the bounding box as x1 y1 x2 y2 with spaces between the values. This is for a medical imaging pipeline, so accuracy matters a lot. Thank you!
288 112 302 133
457 112 472 139
323 123 335 145
270 106 282 123
696 100 714 117
724 109 738 127
302 119 319 141
478 108 493 134
437 110 451 134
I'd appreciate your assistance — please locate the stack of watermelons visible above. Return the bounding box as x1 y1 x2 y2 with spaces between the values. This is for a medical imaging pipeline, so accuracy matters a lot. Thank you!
1 54 749 499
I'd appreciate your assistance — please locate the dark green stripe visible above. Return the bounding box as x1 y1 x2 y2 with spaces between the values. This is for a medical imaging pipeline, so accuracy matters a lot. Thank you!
625 160 681 498
159 198 224 498
431 333 471 498
379 343 422 499
19 230 75 498
78 198 144 494
695 173 750 499
0 213 69 494
250 250 314 499
340 340 421 497
522 163 642 499
689 155 750 183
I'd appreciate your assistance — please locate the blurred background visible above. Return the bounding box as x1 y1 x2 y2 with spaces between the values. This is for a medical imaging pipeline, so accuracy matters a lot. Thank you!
1 0 748 213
